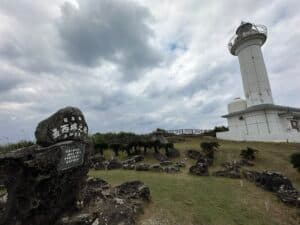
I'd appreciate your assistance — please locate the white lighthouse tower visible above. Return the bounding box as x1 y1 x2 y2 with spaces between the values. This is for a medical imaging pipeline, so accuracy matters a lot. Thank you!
217 22 300 143
229 22 273 106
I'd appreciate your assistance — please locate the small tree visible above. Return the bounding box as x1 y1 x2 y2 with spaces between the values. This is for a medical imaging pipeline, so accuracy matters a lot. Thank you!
240 147 258 160
92 133 108 155
94 142 108 155
290 153 300 172
110 143 121 156
152 140 161 154
200 141 220 159
164 143 174 157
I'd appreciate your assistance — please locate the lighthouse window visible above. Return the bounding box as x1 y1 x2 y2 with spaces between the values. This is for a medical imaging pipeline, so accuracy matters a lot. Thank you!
291 120 299 130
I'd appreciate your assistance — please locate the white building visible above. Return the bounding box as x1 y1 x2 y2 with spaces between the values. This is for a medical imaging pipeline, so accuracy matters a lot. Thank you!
217 22 300 143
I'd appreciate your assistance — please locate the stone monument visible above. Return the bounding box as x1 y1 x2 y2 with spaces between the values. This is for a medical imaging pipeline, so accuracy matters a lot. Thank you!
0 107 90 225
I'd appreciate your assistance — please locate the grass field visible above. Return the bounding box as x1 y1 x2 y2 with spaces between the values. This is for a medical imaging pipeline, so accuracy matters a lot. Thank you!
89 136 300 225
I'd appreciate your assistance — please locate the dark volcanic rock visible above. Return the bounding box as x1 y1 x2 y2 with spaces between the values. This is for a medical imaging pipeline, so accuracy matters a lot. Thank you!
86 177 110 190
213 159 254 179
122 158 135 166
186 149 202 160
277 186 300 207
189 162 209 176
94 162 106 170
131 155 144 163
135 163 150 171
122 155 144 167
164 165 180 173
123 164 136 170
149 164 163 172
122 155 144 171
58 179 150 225
115 181 150 201
244 170 293 192
160 160 173 166
107 158 122 170
197 155 213 166
35 107 88 147
243 170 300 207
262 171 294 192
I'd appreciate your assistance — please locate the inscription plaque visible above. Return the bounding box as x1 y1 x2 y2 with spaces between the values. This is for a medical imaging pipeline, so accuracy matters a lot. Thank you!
57 142 85 171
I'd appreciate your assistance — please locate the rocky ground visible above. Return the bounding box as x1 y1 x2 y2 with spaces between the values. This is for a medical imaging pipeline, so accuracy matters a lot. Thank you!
89 154 186 174
57 178 150 225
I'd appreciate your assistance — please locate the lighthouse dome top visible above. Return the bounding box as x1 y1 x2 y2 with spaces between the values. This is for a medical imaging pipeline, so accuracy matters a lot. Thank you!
228 22 267 55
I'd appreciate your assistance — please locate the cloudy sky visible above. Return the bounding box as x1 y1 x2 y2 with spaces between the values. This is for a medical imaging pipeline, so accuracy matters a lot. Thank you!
0 0 299 143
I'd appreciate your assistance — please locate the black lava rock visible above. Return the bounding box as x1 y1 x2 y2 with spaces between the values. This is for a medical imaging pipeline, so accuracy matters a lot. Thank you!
135 163 150 171
107 158 122 170
189 162 209 176
186 149 202 160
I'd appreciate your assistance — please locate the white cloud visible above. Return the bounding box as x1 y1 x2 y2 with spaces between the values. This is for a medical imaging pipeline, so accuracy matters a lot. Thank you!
0 0 299 143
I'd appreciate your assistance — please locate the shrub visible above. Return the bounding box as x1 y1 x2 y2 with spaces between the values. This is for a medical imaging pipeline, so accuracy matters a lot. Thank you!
0 140 35 154
109 143 122 156
290 153 300 172
240 147 258 160
164 143 174 157
200 141 220 159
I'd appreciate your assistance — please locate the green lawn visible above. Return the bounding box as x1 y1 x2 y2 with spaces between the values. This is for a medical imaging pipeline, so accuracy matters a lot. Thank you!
89 136 300 225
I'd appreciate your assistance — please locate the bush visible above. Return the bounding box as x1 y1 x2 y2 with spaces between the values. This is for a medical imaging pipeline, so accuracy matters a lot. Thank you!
0 140 35 154
240 147 258 160
290 153 300 172
200 142 220 159
163 143 175 157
